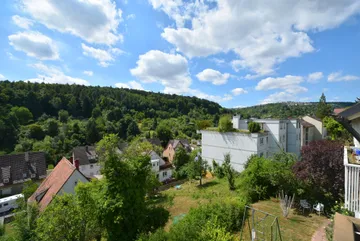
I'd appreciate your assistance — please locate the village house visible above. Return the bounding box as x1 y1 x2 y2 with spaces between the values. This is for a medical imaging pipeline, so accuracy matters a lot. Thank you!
163 139 191 162
28 157 88 211
0 152 47 196
149 151 173 182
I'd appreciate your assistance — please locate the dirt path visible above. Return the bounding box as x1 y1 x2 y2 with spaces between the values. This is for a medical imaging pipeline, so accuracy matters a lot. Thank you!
311 219 331 241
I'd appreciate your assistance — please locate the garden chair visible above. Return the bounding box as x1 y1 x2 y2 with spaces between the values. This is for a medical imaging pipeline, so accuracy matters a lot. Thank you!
300 199 311 214
313 203 324 216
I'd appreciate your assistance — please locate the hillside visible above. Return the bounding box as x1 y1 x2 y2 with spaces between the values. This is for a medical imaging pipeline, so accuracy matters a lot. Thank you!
0 81 224 160
232 101 354 119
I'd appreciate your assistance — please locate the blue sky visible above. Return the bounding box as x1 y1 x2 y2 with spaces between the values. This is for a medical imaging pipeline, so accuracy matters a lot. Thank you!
1 0 360 108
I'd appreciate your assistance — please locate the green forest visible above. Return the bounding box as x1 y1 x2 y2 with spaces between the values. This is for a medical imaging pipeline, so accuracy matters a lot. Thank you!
0 81 224 164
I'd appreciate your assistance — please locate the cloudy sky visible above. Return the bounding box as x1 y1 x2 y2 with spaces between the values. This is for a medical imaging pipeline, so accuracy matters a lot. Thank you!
1 0 360 107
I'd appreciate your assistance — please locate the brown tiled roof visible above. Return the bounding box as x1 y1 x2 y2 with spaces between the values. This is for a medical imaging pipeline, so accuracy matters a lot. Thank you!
0 152 46 186
28 157 76 211
160 161 173 170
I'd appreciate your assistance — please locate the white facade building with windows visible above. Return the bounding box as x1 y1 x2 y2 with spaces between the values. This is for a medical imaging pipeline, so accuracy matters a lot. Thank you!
201 115 303 172
150 151 173 182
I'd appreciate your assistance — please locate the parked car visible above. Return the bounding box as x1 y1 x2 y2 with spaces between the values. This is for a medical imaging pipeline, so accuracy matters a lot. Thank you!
0 194 24 214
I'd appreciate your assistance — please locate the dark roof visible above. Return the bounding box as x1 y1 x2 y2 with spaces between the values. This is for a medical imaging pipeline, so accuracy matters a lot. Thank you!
168 139 191 152
300 120 315 128
160 161 173 170
149 151 163 161
72 146 97 165
146 138 162 146
338 103 360 120
0 152 47 186
28 157 86 211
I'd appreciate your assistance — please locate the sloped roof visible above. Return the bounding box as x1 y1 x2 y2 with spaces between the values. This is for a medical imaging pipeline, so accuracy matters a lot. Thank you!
72 146 97 165
168 139 191 152
338 103 360 120
28 157 78 211
334 108 346 115
0 152 46 185
300 120 315 128
149 150 163 161
146 138 162 146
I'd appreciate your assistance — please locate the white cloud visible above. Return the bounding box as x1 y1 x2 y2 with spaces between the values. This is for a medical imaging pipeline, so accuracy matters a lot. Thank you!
8 31 59 60
210 58 226 66
81 43 123 67
231 88 248 96
256 75 304 91
189 89 233 102
308 72 323 83
83 70 93 76
196 69 230 85
12 15 34 29
328 71 360 82
28 62 90 85
20 0 123 45
115 81 144 90
126 14 136 20
130 50 191 94
0 74 5 79
261 92 294 104
153 0 360 75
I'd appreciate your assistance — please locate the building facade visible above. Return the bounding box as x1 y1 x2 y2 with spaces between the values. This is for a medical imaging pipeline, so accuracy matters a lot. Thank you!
150 151 173 182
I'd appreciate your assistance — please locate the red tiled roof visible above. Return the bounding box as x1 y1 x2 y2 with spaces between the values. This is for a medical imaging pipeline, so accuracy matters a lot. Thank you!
28 157 76 211
334 108 345 115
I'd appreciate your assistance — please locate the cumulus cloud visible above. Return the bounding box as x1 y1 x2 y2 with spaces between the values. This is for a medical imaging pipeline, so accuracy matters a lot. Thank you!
328 71 360 82
256 75 305 92
130 50 191 94
231 88 248 96
0 74 5 79
12 15 34 29
126 14 136 20
261 92 294 104
20 0 123 45
196 69 230 85
308 72 324 83
152 0 360 75
189 89 233 102
28 62 90 85
8 31 59 60
83 70 93 76
115 81 144 90
81 43 123 67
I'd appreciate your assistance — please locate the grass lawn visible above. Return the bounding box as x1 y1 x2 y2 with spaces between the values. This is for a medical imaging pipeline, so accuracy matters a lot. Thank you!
156 177 328 240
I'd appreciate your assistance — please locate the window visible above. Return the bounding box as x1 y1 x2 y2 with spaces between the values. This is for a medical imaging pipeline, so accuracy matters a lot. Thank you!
163 171 167 177
260 138 264 145
90 165 93 169
23 173 27 178
152 163 155 167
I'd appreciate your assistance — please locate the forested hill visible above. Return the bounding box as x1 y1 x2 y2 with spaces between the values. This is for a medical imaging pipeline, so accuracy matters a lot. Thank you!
232 101 354 119
0 81 224 160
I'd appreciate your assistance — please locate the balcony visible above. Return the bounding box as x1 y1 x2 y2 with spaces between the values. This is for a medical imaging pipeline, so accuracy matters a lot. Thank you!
344 146 360 218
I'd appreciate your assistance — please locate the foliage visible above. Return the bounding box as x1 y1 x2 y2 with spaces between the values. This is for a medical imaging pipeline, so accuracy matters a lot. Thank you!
212 160 224 178
22 180 39 200
10 106 33 125
46 119 59 137
197 219 234 241
218 116 233 132
293 140 344 208
316 93 332 119
172 146 190 177
248 122 261 133
222 154 236 190
86 118 100 144
11 202 39 241
156 123 173 147
240 153 298 202
323 117 352 143
182 152 208 185
58 110 69 123
196 120 211 130
28 124 45 140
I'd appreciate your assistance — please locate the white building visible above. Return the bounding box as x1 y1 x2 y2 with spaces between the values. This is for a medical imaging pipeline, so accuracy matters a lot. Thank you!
201 115 304 172
149 151 173 182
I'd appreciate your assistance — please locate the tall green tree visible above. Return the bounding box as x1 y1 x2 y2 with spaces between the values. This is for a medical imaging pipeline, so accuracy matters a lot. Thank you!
316 93 332 119
156 123 173 147
58 110 69 123
86 118 100 144
46 119 59 137
222 154 235 190
10 106 33 125
182 152 208 186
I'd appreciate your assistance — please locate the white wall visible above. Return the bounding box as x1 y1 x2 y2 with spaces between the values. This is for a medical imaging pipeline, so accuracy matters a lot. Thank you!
79 163 101 178
59 170 88 194
151 159 160 173
159 169 172 182
201 131 268 172
303 116 324 140
255 120 285 155
287 120 301 156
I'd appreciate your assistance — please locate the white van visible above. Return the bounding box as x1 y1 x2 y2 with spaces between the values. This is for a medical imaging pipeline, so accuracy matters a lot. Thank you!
0 194 24 214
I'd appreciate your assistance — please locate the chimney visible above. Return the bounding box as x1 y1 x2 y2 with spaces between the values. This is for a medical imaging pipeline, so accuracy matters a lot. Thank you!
74 159 80 170
25 152 29 162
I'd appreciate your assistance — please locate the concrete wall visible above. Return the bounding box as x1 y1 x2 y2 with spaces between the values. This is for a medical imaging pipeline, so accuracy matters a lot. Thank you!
201 131 268 172
287 120 301 156
59 170 88 195
159 169 172 182
255 120 285 155
79 163 101 178
303 116 324 140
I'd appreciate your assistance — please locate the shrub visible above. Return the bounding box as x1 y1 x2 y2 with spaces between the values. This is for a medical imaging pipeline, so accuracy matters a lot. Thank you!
248 122 261 133
223 154 235 190
212 160 224 178
218 116 233 132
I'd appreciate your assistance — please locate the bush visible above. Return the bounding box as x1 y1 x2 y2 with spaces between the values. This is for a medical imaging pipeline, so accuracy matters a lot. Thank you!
248 122 261 133
212 160 224 178
218 116 233 132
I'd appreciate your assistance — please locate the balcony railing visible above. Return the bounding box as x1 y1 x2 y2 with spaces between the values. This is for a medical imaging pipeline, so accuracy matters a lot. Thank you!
344 146 360 218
